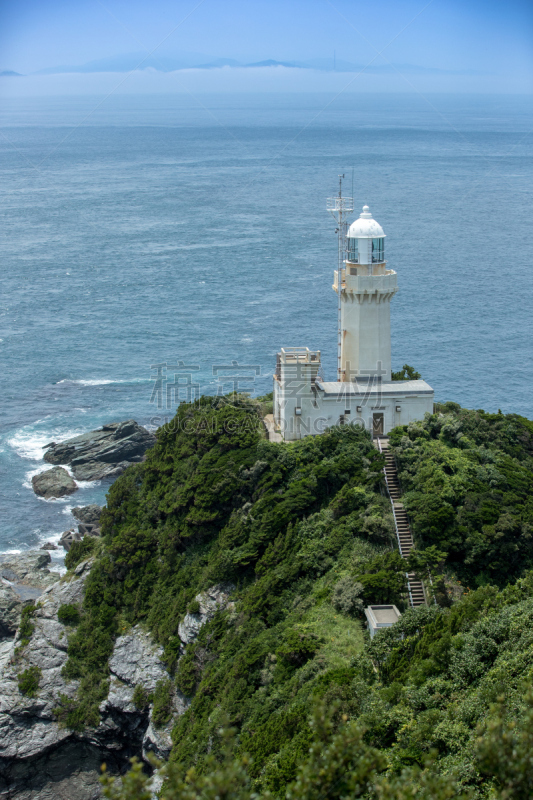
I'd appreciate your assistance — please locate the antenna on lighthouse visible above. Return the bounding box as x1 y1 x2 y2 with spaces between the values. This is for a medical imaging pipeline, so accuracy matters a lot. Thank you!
327 175 354 381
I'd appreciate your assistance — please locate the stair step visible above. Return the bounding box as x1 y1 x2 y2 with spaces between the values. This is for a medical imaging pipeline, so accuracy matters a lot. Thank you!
376 439 427 608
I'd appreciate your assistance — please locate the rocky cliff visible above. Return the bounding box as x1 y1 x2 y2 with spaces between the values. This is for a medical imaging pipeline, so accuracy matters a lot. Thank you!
0 552 59 639
0 554 233 800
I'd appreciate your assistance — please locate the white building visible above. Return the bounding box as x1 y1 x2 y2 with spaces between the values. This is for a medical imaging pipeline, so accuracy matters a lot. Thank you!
273 204 434 440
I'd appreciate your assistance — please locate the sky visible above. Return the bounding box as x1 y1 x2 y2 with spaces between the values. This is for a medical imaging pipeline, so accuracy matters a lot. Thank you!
0 0 532 93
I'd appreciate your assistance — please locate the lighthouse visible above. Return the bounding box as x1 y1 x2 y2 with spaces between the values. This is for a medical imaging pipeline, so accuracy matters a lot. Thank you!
273 191 434 441
335 205 397 383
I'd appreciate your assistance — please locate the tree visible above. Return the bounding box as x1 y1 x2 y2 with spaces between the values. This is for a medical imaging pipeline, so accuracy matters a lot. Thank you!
391 365 421 381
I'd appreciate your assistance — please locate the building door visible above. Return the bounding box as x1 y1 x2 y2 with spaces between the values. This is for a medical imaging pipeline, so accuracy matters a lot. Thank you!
373 413 384 436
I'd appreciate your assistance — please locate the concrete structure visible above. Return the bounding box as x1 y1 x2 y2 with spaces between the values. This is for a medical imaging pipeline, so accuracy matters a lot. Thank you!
364 604 402 638
273 203 434 440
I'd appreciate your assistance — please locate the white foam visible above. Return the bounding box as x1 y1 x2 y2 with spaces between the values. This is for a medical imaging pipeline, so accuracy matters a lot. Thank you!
8 425 83 462
56 378 115 386
56 378 149 386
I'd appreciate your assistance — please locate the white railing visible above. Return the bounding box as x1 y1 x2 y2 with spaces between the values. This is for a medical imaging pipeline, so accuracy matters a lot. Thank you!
376 437 415 608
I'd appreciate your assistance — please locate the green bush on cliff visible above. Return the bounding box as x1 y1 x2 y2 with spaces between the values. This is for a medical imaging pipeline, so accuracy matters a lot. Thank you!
64 535 98 570
57 603 81 625
18 665 41 698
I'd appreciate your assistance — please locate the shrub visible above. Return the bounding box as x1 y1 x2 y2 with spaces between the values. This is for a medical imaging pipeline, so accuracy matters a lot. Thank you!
132 684 151 711
276 629 323 667
18 603 36 645
151 679 173 727
392 364 421 381
332 576 364 616
18 665 41 697
175 651 198 696
65 536 97 570
188 599 201 615
57 603 81 626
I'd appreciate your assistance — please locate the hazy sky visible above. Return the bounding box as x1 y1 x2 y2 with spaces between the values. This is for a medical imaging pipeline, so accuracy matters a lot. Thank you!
1 0 532 92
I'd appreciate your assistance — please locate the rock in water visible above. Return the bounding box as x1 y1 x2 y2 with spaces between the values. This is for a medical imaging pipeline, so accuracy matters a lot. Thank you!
31 467 78 499
43 420 156 481
72 504 102 525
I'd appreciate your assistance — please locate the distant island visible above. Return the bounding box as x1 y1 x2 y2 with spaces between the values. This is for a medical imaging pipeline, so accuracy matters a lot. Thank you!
21 52 476 77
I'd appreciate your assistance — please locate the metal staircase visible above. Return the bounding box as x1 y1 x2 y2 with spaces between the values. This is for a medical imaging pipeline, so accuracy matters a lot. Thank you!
375 438 426 608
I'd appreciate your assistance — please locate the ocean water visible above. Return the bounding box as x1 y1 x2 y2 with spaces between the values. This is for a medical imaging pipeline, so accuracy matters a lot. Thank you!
0 92 532 558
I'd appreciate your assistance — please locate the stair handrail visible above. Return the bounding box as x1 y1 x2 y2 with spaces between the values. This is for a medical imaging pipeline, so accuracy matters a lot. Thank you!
376 438 415 608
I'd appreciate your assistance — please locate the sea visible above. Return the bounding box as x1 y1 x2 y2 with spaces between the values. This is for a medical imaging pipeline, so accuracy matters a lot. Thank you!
0 91 532 564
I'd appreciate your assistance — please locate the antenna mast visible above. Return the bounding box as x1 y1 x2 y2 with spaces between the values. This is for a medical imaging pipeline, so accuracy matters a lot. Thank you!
327 175 354 381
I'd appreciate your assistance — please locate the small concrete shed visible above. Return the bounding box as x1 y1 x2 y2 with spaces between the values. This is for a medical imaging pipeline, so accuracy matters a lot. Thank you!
364 605 401 638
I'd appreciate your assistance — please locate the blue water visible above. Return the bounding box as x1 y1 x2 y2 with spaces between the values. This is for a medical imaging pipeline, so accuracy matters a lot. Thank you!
1 92 532 556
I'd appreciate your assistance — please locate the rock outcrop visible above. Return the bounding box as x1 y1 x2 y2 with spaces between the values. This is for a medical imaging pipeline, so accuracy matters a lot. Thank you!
0 551 60 638
0 559 128 799
43 421 156 481
72 505 103 526
178 584 235 645
0 562 234 799
31 467 78 499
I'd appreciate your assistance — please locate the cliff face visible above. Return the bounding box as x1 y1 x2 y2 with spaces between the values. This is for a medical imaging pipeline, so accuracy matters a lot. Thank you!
0 554 233 800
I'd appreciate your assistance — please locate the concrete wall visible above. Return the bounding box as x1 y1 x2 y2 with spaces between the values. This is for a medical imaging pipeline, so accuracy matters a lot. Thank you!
274 374 434 440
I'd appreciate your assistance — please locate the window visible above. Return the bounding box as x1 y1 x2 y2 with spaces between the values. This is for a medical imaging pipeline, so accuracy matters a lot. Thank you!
347 237 358 263
372 238 385 262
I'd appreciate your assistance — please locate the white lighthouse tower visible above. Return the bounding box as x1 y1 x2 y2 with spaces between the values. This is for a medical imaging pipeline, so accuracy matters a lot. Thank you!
273 190 434 441
335 205 398 382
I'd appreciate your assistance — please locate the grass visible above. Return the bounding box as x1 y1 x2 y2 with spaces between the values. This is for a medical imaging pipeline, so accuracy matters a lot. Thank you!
301 603 365 669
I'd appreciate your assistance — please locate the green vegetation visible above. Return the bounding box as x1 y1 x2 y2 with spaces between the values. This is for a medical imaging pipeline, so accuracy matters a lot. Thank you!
49 395 533 797
132 683 152 711
17 665 41 697
389 406 533 587
57 603 81 625
152 679 174 727
391 364 421 381
64 535 98 570
18 603 36 647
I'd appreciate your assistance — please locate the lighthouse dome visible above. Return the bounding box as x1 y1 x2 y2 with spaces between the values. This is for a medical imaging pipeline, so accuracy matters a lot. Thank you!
348 205 385 238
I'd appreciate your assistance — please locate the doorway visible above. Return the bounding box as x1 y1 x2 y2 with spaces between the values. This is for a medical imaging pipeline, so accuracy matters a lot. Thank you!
372 413 384 436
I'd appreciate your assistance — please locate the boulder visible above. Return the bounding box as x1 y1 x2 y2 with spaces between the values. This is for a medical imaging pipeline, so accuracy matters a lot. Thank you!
0 551 59 638
72 505 103 526
178 584 234 645
31 467 78 499
41 542 58 551
0 551 57 587
43 420 156 481
0 585 25 639
59 530 82 552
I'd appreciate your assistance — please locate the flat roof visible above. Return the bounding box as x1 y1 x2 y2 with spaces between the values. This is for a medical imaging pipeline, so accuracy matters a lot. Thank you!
370 606 401 624
316 379 433 397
